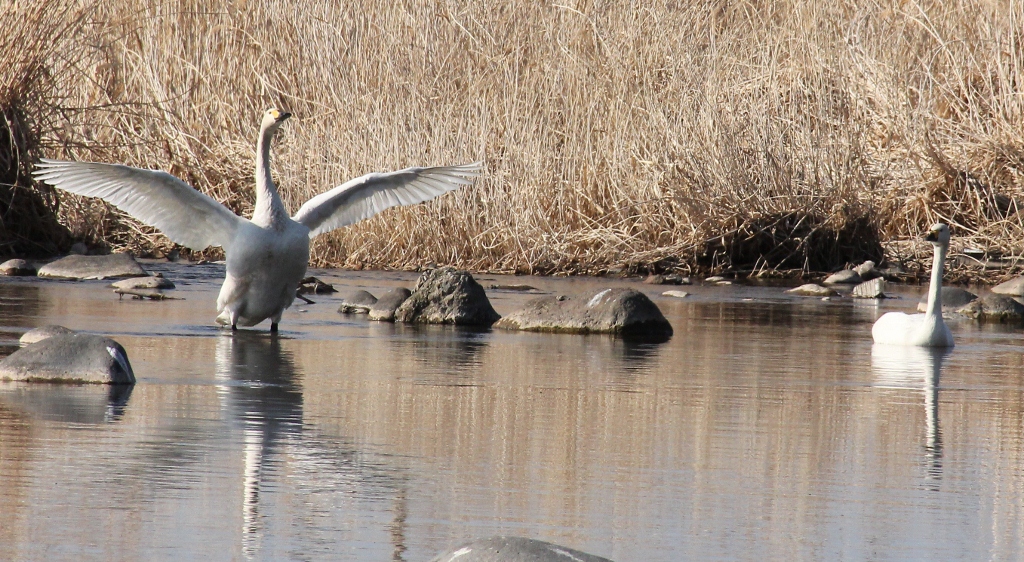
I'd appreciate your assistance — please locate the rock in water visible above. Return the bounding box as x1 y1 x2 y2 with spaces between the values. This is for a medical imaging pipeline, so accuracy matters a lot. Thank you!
991 276 1024 296
957 294 1024 322
851 278 886 299
662 290 689 298
853 260 882 281
494 288 672 337
369 288 412 322
0 258 36 276
37 253 147 280
110 275 175 290
429 536 614 562
823 269 861 284
394 267 500 326
786 284 837 297
643 274 690 285
0 333 135 384
19 325 77 346
917 286 977 312
338 289 378 314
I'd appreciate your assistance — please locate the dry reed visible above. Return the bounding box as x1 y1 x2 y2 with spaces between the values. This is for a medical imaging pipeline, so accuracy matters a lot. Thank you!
8 0 1024 279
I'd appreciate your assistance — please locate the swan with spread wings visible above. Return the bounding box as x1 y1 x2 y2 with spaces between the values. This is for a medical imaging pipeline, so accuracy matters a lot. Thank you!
35 109 483 332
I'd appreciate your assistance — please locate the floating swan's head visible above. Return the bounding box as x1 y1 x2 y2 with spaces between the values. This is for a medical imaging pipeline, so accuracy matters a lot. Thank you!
260 108 292 132
923 223 950 246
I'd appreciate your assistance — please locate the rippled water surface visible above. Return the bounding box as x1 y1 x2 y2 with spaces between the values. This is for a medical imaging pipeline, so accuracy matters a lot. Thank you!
2 263 1023 561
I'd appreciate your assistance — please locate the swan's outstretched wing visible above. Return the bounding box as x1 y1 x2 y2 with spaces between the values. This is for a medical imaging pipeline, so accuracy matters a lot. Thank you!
292 162 483 237
34 159 244 250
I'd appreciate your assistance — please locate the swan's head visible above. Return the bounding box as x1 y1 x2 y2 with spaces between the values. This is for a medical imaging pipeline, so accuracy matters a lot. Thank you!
924 223 950 246
260 108 292 132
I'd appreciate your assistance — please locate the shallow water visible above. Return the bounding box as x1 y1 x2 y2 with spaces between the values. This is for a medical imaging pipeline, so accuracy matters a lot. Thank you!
1 264 1023 561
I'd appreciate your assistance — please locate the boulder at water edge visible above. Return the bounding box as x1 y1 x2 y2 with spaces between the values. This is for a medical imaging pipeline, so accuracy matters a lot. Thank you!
394 267 500 326
823 269 861 284
338 289 378 314
991 276 1024 297
495 288 672 337
917 286 977 312
368 288 412 322
19 325 77 346
430 536 614 562
37 253 147 280
957 294 1024 322
0 333 135 384
786 284 838 297
0 258 36 276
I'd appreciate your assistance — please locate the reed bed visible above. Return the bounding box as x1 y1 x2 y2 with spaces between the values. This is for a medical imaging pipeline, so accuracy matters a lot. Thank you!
7 0 1024 279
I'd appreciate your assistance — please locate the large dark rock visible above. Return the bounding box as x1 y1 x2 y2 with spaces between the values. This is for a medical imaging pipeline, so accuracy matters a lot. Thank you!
338 289 378 314
369 288 412 322
0 258 36 276
430 537 614 562
917 286 977 312
394 267 500 326
0 333 135 384
495 288 672 337
37 253 147 280
957 294 1024 322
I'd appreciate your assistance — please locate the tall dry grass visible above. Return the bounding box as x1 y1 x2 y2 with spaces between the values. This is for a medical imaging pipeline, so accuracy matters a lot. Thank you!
12 0 1024 278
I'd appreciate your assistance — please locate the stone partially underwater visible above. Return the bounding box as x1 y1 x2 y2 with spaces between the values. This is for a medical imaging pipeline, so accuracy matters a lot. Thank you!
37 253 148 280
394 267 500 326
0 332 136 384
495 288 673 337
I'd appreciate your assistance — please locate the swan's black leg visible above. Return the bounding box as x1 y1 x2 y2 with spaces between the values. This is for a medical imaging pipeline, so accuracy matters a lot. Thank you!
270 322 278 333
231 323 237 332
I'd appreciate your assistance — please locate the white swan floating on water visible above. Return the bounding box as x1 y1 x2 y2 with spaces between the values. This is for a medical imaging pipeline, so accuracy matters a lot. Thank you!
871 223 954 347
35 109 483 332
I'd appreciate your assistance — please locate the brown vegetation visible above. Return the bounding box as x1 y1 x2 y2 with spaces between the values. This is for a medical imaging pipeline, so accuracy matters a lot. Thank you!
4 0 1024 279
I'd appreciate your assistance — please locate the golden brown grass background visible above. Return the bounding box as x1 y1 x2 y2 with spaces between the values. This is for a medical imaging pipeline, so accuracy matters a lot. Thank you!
2 0 1023 278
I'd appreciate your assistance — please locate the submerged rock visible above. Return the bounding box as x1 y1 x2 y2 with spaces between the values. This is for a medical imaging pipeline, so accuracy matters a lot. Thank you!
957 294 1024 322
917 286 977 312
0 258 36 276
368 288 412 322
430 536 614 562
851 278 886 299
643 274 691 285
991 276 1024 297
37 253 147 280
0 333 135 384
488 283 540 292
823 269 861 284
786 284 838 297
394 267 500 326
19 325 77 346
495 288 672 337
338 289 378 314
110 275 175 290
298 276 336 294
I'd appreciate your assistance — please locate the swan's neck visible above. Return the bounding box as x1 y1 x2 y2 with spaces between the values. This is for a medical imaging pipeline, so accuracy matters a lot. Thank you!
253 125 287 227
923 243 947 317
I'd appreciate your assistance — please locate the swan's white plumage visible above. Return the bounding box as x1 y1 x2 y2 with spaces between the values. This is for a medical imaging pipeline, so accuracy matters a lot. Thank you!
871 223 954 348
34 109 482 330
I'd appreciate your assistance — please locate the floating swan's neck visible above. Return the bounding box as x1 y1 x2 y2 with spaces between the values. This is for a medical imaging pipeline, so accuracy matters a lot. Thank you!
924 243 947 317
253 125 286 227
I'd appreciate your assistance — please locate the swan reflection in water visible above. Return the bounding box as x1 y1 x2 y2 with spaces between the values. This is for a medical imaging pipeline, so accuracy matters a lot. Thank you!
871 345 950 486
214 333 408 560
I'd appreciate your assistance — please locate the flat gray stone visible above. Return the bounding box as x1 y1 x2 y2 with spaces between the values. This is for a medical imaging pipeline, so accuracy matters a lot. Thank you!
338 289 378 314
394 267 500 326
430 537 614 562
110 275 175 290
37 253 147 280
662 290 689 298
852 278 886 299
643 274 691 285
705 276 726 283
494 288 672 336
917 286 977 312
369 288 412 322
957 294 1024 322
992 276 1024 296
0 258 36 276
823 269 861 284
786 284 837 297
19 325 77 346
0 333 135 384
853 260 882 281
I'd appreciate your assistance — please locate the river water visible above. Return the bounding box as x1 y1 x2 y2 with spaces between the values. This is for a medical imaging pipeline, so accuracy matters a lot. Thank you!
1 263 1022 561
